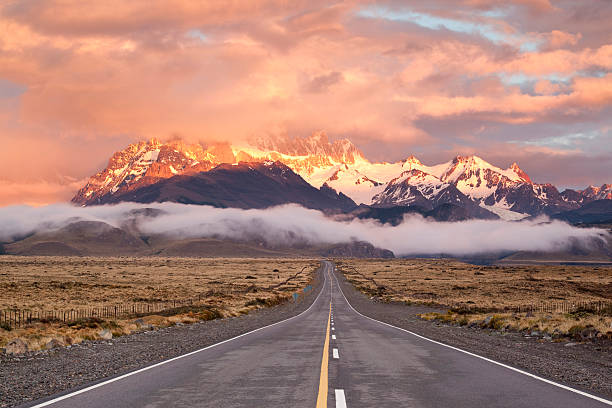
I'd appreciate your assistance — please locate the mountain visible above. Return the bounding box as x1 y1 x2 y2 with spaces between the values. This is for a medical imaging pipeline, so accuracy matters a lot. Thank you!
81 160 356 211
73 139 222 205
349 203 491 224
3 218 394 258
550 200 612 225
322 241 394 258
377 155 576 218
371 169 498 219
73 134 610 220
5 220 149 256
249 131 362 164
561 184 612 205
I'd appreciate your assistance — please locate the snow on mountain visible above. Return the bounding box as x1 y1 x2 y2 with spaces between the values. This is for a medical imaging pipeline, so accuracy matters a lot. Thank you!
323 164 386 206
248 131 362 163
582 184 612 201
372 169 454 207
72 139 220 205
73 134 610 218
371 169 498 219
361 154 588 219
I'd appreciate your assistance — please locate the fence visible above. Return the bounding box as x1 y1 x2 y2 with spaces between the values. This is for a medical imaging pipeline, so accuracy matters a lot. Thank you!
0 296 206 329
1 266 321 330
513 300 611 314
451 299 612 315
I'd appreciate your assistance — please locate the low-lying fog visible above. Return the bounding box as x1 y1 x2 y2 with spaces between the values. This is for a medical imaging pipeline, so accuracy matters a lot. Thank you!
0 203 608 256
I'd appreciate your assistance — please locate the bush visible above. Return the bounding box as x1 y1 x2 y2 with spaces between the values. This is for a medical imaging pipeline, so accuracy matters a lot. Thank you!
488 315 505 330
568 324 586 340
197 308 223 321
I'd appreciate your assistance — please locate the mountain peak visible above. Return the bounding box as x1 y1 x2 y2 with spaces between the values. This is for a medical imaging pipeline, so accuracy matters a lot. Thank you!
509 162 532 183
249 131 364 163
453 154 478 162
403 155 422 165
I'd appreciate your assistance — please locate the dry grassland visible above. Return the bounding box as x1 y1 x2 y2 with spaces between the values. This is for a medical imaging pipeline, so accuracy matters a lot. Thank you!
0 256 319 351
337 258 612 339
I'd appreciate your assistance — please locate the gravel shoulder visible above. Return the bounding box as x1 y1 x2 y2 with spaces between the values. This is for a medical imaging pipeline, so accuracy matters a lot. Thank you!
334 267 612 399
1 265 325 408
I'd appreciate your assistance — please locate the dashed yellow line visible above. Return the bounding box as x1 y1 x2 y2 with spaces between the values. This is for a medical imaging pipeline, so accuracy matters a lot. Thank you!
316 302 332 408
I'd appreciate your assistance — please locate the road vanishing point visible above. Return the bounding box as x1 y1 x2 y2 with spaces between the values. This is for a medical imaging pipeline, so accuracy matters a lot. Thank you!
22 261 612 407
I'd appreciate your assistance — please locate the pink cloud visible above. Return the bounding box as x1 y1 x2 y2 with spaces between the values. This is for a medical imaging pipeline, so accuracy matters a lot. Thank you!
0 0 610 204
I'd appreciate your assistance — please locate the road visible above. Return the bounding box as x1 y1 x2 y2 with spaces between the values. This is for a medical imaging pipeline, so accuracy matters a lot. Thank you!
23 261 611 407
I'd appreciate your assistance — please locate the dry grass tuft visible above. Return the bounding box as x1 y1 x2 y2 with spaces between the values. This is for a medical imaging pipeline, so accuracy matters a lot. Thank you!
337 258 612 339
0 257 318 351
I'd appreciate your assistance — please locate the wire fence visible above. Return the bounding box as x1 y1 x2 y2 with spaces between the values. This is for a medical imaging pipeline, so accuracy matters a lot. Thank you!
512 300 611 314
442 299 611 315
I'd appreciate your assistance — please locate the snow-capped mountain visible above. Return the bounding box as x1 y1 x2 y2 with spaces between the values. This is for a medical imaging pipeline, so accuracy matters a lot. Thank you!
72 139 220 204
372 169 456 208
73 134 610 220
83 160 356 211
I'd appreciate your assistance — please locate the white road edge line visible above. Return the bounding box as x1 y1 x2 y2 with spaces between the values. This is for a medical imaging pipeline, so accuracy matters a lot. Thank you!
329 262 612 407
335 389 347 408
28 263 330 408
333 348 339 359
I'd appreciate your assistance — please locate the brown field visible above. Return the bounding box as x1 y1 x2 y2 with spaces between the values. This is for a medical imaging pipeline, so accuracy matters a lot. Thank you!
0 256 319 352
336 258 612 339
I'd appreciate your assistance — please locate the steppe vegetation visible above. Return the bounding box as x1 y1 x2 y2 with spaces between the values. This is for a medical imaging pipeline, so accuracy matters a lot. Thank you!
337 258 612 341
0 256 318 352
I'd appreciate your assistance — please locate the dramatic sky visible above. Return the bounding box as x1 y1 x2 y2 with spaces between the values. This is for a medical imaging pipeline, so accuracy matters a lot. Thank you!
0 0 611 205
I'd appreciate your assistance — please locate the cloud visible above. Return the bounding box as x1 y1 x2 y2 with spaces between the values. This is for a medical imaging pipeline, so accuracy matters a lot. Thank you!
0 180 85 207
0 202 607 256
302 71 344 93
0 0 610 204
545 30 582 49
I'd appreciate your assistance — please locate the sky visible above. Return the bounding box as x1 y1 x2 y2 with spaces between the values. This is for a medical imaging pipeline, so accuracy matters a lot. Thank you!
0 0 611 206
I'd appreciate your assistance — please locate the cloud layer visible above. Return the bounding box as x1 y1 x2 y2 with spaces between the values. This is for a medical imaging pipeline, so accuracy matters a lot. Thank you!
0 202 607 257
0 1 611 204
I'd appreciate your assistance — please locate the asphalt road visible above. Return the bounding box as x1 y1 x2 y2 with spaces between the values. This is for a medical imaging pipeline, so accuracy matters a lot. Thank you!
22 261 611 408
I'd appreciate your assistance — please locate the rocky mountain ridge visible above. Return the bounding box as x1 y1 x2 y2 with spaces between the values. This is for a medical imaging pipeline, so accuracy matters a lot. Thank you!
72 134 610 220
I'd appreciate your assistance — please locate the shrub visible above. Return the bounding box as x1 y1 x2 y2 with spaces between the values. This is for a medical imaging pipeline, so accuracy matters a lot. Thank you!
197 308 223 321
488 315 505 330
568 324 586 340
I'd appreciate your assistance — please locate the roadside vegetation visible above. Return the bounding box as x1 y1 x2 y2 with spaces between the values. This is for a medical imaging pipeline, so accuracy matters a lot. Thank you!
337 258 612 342
0 257 318 353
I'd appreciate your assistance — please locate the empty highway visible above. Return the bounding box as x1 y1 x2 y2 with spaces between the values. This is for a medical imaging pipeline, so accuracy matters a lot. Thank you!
22 261 611 407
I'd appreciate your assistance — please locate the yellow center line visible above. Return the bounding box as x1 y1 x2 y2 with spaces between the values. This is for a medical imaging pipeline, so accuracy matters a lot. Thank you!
316 301 332 408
